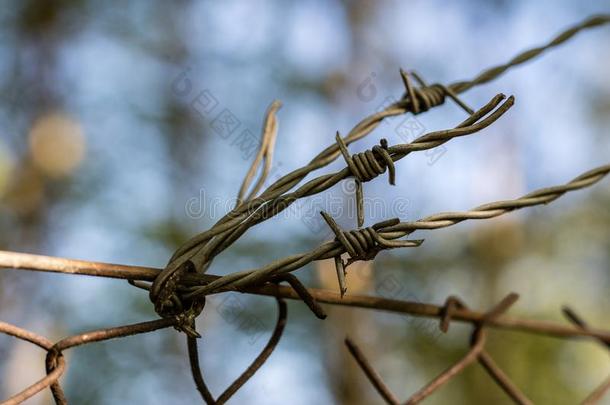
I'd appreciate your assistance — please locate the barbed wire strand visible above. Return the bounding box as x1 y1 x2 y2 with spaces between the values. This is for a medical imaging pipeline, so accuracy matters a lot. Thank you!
0 14 609 404
182 162 609 298
166 14 610 278
172 94 512 283
449 14 610 94
161 11 610 302
163 93 510 275
172 95 513 298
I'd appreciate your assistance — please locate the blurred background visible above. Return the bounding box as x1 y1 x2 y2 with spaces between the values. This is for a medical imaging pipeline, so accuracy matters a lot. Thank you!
1 0 609 404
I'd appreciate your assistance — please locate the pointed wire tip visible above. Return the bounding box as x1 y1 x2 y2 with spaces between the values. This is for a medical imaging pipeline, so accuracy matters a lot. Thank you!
399 68 410 86
411 239 425 246
499 292 520 308
486 93 507 107
184 327 202 339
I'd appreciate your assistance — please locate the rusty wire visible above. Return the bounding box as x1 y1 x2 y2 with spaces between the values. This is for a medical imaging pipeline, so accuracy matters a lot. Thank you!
187 298 287 405
0 321 65 405
1 15 610 404
345 293 534 404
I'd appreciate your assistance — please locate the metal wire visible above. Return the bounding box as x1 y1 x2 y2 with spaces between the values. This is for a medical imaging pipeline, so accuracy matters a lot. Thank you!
183 161 609 298
346 294 533 405
1 15 610 404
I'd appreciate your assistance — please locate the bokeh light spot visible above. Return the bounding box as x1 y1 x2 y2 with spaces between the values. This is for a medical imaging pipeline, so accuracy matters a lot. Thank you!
29 112 86 178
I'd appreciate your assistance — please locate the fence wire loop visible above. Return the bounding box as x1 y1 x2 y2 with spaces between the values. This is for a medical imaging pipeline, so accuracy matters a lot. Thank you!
271 273 327 319
187 298 288 405
439 295 466 333
347 293 533 405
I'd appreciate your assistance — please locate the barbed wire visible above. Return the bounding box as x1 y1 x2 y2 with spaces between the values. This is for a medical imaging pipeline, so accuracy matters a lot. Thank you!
1 14 610 405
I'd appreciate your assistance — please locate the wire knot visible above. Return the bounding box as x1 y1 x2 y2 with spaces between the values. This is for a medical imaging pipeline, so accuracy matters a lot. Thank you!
335 133 395 227
320 211 423 297
150 260 205 337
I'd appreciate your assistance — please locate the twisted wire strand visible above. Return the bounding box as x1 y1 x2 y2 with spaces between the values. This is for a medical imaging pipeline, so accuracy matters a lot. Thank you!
449 14 610 94
236 100 282 204
382 164 610 235
167 14 610 279
184 162 609 299
172 14 610 265
177 96 512 297
155 95 511 308
168 79 481 266
165 94 513 285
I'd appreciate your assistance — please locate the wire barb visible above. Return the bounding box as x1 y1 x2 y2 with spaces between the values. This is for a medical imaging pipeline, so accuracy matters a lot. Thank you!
400 69 474 115
336 132 395 227
320 211 423 296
